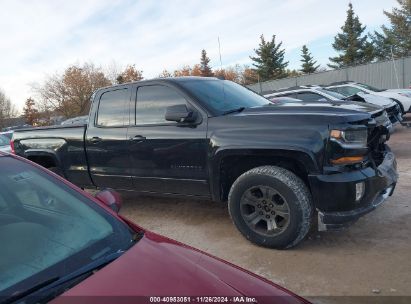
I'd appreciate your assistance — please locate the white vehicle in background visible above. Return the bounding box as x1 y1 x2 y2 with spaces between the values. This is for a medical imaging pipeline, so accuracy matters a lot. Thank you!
0 134 11 153
325 81 411 114
0 130 13 140
264 85 402 128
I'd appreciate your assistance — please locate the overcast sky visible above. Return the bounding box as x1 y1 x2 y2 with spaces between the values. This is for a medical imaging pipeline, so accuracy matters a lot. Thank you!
0 0 397 111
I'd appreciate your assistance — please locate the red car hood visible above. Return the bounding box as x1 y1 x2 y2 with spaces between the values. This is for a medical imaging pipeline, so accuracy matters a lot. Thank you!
53 231 308 304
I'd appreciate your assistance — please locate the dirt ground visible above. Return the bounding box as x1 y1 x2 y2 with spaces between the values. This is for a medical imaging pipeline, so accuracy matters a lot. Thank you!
120 117 411 303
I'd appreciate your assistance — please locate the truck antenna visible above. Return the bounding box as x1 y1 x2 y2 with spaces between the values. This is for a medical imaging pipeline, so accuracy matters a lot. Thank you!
218 36 223 70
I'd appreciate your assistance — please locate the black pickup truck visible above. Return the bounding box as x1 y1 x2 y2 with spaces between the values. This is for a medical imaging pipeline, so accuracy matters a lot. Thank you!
12 77 398 249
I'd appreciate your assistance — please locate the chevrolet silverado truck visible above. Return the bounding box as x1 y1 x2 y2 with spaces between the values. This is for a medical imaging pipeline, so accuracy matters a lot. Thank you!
12 77 398 249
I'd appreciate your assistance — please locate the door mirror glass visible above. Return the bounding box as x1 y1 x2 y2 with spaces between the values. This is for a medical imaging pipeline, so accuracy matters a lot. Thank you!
165 104 197 123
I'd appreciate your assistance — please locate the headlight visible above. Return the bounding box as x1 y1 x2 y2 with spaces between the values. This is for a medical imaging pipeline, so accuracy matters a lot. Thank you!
330 129 367 148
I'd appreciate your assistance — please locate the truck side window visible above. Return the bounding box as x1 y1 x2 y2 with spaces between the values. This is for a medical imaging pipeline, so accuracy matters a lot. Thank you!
136 85 187 125
97 88 129 127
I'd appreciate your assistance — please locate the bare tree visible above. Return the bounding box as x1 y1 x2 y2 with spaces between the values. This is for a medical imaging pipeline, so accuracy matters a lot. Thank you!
116 64 144 84
34 63 112 118
158 69 173 78
173 65 192 77
105 60 123 84
0 89 17 129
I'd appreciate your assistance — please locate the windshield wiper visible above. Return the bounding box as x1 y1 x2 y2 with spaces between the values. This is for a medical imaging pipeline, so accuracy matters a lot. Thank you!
3 250 125 304
221 107 246 115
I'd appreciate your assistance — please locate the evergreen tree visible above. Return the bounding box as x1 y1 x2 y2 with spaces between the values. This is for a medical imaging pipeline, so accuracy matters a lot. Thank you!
370 31 394 60
200 49 213 77
372 0 411 59
250 34 288 81
328 3 374 68
300 45 319 74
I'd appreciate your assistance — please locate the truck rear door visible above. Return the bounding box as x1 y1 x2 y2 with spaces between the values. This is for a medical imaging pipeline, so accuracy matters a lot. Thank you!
85 85 133 189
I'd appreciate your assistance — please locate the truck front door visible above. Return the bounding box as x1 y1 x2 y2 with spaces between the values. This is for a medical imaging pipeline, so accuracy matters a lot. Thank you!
127 83 209 197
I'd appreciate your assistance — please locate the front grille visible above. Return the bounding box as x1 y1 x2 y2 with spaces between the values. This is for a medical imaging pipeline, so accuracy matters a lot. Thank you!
367 111 390 166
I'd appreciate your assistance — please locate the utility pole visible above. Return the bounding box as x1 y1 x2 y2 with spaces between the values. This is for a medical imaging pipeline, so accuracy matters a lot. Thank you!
391 46 400 89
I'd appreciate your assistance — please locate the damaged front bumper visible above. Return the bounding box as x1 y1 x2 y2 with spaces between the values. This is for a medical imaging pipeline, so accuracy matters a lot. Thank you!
309 148 398 231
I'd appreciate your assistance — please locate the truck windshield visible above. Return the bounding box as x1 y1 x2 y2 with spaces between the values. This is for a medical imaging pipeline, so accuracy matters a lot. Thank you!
0 156 135 298
179 79 270 115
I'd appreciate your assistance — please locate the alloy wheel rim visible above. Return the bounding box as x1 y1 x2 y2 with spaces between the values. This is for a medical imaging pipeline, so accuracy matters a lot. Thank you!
240 185 290 236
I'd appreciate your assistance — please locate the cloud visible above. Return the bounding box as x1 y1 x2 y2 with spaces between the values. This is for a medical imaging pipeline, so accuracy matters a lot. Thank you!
0 0 396 111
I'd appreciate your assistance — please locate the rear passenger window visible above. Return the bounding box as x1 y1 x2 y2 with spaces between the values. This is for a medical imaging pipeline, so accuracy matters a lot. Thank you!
97 88 129 127
136 85 188 125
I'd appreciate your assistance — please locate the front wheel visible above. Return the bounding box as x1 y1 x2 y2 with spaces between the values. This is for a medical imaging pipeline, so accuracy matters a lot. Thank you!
228 166 313 249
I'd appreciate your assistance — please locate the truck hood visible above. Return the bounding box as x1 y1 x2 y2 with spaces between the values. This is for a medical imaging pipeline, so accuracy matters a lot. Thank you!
356 92 395 107
55 231 307 304
386 89 411 98
236 101 383 123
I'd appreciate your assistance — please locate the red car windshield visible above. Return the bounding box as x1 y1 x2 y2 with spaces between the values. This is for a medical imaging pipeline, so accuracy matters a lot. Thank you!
0 156 135 299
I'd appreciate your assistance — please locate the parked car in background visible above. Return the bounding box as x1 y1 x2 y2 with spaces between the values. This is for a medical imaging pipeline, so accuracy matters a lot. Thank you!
0 130 13 140
264 85 402 127
0 152 310 304
2 124 32 132
267 96 302 103
0 134 11 153
12 77 398 249
325 81 411 114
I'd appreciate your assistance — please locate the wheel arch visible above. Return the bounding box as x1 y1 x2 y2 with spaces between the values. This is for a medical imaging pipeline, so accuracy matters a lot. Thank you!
25 150 64 174
210 148 319 202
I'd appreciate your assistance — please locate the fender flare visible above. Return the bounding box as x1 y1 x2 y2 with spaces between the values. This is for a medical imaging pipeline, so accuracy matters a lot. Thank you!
209 147 320 202
24 149 63 173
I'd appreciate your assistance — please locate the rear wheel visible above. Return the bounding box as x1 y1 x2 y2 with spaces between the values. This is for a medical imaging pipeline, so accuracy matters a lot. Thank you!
228 166 313 249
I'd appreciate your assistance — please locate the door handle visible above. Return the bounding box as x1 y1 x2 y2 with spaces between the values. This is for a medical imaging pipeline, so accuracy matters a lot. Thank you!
90 136 102 144
129 135 146 142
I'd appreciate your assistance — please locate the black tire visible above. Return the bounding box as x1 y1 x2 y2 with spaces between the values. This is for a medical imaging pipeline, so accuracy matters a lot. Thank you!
228 165 313 249
48 167 64 177
390 98 405 114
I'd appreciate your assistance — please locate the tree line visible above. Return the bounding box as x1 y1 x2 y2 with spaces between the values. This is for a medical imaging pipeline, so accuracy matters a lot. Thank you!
0 89 17 129
253 1 411 80
10 0 411 126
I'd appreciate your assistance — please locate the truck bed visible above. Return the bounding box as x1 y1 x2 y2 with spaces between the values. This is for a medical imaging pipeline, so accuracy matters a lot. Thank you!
13 124 94 188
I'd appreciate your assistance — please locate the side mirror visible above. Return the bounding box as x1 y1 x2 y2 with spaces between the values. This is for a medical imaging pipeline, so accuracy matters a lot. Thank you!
95 189 122 213
165 104 197 123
